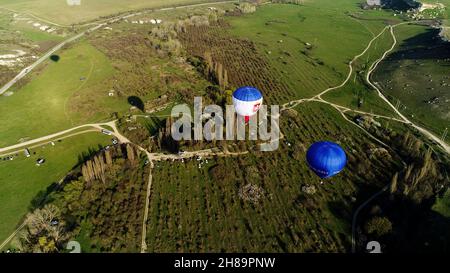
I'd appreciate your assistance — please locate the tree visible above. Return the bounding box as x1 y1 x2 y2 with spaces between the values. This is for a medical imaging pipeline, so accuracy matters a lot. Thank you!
217 62 223 88
225 89 233 105
238 3 257 13
439 26 450 42
126 144 136 163
390 172 398 194
105 150 113 165
365 216 392 237
223 69 228 89
19 204 68 253
204 51 213 78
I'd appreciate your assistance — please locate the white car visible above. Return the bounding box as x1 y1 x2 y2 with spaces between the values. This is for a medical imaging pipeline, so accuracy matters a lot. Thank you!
101 129 113 135
36 158 45 166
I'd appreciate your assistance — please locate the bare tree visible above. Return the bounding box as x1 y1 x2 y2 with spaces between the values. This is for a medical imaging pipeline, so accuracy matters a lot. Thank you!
19 204 67 253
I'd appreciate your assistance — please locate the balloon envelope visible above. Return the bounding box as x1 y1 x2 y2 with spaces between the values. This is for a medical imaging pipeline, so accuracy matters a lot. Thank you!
232 86 263 118
306 141 347 179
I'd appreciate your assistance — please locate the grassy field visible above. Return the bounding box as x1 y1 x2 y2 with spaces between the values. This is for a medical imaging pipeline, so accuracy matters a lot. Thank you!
0 132 111 244
0 0 447 253
0 9 65 87
146 102 402 252
322 24 402 118
1 9 215 148
0 10 63 43
0 0 220 25
0 127 101 156
0 40 116 147
433 189 450 218
226 1 400 100
372 23 450 142
200 1 403 118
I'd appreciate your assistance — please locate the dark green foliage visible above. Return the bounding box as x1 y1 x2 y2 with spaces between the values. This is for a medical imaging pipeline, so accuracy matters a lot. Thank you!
358 139 450 253
364 216 392 237
43 145 150 252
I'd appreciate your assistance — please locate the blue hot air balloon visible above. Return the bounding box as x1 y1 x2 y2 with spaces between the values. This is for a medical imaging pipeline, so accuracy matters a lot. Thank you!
306 141 347 179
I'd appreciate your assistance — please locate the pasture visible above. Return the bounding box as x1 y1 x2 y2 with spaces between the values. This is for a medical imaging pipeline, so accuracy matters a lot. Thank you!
146 102 403 252
0 0 219 25
226 1 399 100
372 23 450 142
0 10 63 44
0 9 65 86
323 26 402 118
178 0 404 117
0 132 111 245
0 10 213 148
0 40 116 147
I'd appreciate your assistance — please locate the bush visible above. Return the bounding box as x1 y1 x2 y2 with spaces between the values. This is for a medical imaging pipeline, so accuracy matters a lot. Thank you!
439 26 450 42
365 216 392 237
238 3 257 14
271 0 305 5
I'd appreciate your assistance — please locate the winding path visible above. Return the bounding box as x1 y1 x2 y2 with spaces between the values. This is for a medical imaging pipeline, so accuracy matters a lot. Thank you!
350 22 450 253
351 184 390 253
282 24 391 110
366 25 450 154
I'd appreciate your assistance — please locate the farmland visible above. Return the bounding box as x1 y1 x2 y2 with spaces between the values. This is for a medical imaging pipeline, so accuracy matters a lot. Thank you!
146 102 403 252
0 132 111 245
0 14 214 147
178 0 408 114
225 2 403 100
0 0 449 253
31 144 151 253
0 40 115 147
0 0 224 25
322 26 403 118
175 0 419 128
0 9 64 44
372 23 450 142
0 9 66 86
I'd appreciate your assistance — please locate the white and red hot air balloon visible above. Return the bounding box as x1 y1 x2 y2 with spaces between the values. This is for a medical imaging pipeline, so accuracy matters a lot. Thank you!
232 86 263 123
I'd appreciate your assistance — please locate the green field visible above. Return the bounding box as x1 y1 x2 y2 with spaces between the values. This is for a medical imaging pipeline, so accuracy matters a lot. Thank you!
146 102 402 252
322 24 402 118
222 1 405 117
1 11 213 148
0 9 65 87
0 132 111 244
373 23 450 142
433 189 450 218
0 0 219 25
226 1 401 99
0 9 63 42
0 0 448 253
0 40 116 147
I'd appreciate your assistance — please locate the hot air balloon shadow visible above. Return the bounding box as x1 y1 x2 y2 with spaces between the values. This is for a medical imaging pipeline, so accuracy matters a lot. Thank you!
128 96 145 112
50 55 60 62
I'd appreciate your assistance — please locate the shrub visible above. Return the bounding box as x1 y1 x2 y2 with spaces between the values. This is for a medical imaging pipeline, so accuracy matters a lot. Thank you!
238 3 257 14
365 216 392 237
